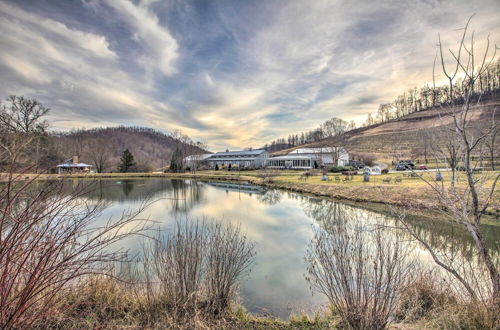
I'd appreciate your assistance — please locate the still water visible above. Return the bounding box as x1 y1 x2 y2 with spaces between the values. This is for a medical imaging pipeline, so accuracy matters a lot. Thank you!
75 178 499 319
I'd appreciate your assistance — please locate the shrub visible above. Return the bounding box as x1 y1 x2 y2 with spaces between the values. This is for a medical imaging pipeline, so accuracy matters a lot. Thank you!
306 216 414 329
0 173 148 329
143 219 256 318
329 166 355 173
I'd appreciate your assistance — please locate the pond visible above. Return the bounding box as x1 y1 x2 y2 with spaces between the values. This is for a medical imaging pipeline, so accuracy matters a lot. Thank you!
72 178 499 320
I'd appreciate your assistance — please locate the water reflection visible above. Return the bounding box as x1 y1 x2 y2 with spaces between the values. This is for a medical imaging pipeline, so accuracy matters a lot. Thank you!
66 178 499 319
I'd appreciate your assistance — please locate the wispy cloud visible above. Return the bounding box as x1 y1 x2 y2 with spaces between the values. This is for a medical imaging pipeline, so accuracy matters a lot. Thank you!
0 0 499 150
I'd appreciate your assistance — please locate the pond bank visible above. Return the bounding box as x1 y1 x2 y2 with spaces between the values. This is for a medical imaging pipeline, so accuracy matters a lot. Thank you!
10 171 498 222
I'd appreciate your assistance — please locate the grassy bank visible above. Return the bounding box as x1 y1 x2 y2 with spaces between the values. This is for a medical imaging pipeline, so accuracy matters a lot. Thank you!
33 271 496 329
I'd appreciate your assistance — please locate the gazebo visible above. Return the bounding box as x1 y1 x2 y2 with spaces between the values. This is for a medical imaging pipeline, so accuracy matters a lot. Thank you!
56 156 92 174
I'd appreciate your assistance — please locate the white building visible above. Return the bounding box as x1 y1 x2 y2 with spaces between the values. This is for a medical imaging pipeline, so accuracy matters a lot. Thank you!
265 155 318 169
287 147 349 166
206 150 269 168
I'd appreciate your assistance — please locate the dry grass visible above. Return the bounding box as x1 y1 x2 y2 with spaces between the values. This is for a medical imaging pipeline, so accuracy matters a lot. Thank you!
31 275 337 329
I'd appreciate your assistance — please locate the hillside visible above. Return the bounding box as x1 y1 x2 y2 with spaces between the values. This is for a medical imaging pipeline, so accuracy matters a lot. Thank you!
274 100 499 164
53 126 206 172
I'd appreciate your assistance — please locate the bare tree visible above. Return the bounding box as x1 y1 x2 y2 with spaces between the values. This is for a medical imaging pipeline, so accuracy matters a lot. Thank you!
0 171 150 329
85 137 111 173
483 108 498 170
0 95 49 170
396 17 500 308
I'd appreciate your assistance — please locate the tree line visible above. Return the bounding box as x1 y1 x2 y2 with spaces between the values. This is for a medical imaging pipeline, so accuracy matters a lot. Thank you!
0 97 206 173
263 117 356 152
263 59 499 153
365 59 500 126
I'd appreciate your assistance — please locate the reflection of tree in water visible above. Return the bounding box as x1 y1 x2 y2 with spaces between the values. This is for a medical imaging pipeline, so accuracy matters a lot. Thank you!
80 179 179 202
121 180 135 197
169 179 206 214
301 198 499 261
257 190 282 205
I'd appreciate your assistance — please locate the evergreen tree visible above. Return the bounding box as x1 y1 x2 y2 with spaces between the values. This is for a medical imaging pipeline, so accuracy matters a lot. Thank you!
117 149 136 173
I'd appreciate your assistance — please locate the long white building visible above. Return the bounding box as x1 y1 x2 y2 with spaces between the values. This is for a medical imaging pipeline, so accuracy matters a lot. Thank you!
287 147 349 166
185 146 349 170
206 149 269 168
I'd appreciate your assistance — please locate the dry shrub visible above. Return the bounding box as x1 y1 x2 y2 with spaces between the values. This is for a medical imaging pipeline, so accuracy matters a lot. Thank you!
143 218 256 318
396 270 499 329
395 270 455 322
0 173 148 329
205 221 255 315
147 220 206 313
306 218 414 329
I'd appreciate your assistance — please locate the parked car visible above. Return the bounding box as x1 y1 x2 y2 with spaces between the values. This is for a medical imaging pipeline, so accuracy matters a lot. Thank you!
396 164 407 171
348 161 365 169
418 164 428 170
398 160 415 169
456 166 483 172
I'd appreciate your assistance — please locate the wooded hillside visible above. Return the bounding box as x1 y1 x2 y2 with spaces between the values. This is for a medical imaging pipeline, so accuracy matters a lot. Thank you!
52 126 207 172
274 100 499 166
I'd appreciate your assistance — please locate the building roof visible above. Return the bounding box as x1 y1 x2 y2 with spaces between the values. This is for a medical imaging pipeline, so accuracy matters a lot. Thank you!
209 149 267 157
57 159 92 168
185 153 212 161
288 147 347 155
267 155 316 160
57 163 92 168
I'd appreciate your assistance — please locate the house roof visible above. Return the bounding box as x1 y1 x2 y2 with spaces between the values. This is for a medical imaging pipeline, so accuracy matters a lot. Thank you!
57 163 92 168
57 159 92 168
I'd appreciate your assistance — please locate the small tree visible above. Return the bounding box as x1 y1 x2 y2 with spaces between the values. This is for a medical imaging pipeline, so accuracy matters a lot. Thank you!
117 148 136 173
0 95 50 170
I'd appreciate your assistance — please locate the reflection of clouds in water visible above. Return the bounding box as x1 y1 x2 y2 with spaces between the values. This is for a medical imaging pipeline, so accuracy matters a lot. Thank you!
79 178 498 319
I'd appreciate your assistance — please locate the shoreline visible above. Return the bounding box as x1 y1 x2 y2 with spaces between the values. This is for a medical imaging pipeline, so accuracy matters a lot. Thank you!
6 171 499 224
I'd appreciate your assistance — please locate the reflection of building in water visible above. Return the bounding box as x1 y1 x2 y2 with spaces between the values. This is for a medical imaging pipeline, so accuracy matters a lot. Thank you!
205 181 266 195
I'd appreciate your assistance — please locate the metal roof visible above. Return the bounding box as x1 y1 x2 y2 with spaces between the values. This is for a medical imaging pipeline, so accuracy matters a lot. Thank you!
288 147 346 154
208 157 259 161
267 155 317 160
210 149 267 157
57 163 92 168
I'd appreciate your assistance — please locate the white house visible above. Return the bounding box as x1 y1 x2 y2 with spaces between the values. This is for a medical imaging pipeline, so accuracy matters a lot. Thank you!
287 147 349 166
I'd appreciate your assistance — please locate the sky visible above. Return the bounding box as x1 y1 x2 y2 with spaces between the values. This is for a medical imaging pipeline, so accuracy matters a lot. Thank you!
0 0 499 151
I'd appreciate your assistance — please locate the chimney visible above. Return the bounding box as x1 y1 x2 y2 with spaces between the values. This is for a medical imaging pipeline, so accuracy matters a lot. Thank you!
73 156 79 164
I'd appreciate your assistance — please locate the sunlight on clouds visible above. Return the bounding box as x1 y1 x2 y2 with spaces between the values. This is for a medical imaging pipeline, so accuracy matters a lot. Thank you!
1 53 51 84
106 0 179 76
0 0 499 150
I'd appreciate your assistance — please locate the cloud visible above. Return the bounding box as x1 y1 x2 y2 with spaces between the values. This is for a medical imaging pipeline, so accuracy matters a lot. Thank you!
0 0 499 151
106 0 179 76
